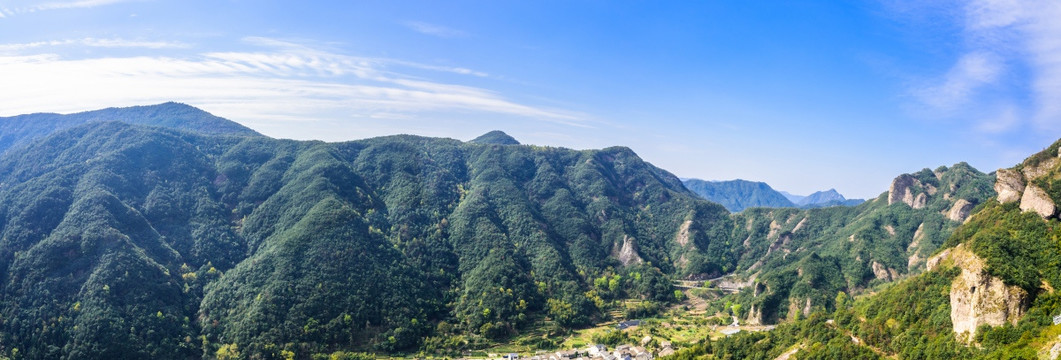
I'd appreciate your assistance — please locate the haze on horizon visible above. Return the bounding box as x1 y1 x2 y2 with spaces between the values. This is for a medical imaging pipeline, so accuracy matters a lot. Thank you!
1 0 1059 198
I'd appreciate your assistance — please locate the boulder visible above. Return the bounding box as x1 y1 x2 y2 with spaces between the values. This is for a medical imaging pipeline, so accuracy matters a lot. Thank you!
1020 185 1056 219
995 169 1025 204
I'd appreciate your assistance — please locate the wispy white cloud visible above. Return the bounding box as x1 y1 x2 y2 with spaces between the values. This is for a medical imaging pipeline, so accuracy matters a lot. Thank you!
401 21 467 38
0 36 585 134
900 0 1061 133
0 0 134 16
0 38 189 53
975 105 1021 133
912 51 1002 113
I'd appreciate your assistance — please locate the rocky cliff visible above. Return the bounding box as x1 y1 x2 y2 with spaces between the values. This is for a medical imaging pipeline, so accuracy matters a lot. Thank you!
994 148 1060 219
928 244 1028 343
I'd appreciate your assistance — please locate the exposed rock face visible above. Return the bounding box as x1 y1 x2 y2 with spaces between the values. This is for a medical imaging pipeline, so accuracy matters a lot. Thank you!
871 261 895 281
615 235 643 266
675 220 693 247
888 174 925 208
1020 185 1056 219
948 199 975 222
792 217 808 233
913 193 928 209
995 169 1026 204
889 174 915 205
1022 157 1058 180
926 248 952 271
946 245 1028 342
746 304 762 325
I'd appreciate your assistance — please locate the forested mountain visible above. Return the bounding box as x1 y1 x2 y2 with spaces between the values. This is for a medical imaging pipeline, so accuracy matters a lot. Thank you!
0 105 740 359
0 103 1037 360
682 179 795 212
673 141 1061 359
0 102 260 155
723 162 993 325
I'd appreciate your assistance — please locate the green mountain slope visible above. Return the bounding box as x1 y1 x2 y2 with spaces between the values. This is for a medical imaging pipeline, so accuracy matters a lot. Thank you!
682 179 796 212
675 141 1061 359
0 102 259 154
724 162 994 325
468 130 520 145
0 112 737 358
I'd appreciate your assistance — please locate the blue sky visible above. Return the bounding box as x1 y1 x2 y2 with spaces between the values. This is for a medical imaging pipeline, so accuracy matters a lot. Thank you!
1 0 1059 198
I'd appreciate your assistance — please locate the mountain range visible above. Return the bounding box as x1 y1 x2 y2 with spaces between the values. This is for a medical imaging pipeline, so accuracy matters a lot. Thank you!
0 104 738 359
681 179 863 212
673 143 1061 359
0 102 1051 359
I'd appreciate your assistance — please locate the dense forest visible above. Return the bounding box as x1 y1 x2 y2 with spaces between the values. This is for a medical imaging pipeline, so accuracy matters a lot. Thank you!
0 104 739 359
675 140 1061 359
1 103 1053 360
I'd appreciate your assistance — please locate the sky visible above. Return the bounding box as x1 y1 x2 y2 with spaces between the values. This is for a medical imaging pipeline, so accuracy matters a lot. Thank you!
1 0 1059 198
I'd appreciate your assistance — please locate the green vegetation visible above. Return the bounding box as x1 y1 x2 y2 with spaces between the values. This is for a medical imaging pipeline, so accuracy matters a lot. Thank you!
2 103 1050 360
0 110 737 359
721 162 994 325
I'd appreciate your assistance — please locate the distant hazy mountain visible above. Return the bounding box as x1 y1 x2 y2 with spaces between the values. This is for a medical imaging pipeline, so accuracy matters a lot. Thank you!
778 190 805 204
794 189 864 208
682 179 796 212
778 188 865 208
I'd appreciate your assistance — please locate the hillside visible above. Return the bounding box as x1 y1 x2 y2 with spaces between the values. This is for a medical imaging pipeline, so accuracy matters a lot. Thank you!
682 179 795 212
0 110 739 359
674 142 1061 359
0 102 260 154
723 162 994 325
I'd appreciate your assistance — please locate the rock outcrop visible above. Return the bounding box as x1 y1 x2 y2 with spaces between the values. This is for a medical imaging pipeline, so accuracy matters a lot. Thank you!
746 304 762 325
948 199 975 222
995 169 1025 204
913 192 928 209
614 235 643 266
1022 157 1058 180
888 174 929 208
889 174 919 206
871 261 897 281
675 220 693 247
944 245 1028 342
1020 185 1056 219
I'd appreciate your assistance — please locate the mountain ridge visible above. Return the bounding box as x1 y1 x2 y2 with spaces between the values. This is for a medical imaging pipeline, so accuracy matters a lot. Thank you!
0 102 259 155
0 108 736 358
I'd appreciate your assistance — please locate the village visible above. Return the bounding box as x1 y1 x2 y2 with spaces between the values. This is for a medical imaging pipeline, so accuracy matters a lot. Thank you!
484 337 675 360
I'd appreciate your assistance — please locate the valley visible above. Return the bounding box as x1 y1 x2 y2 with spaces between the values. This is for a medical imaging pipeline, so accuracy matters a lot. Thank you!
0 103 1054 360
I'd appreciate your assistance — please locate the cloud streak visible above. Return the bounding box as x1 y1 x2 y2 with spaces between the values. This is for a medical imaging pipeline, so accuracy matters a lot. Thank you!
902 0 1061 133
0 37 585 136
0 38 189 53
402 21 467 38
1 0 134 16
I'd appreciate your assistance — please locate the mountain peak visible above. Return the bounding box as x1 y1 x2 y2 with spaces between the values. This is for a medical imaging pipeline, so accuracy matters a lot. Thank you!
798 189 846 206
469 130 520 145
